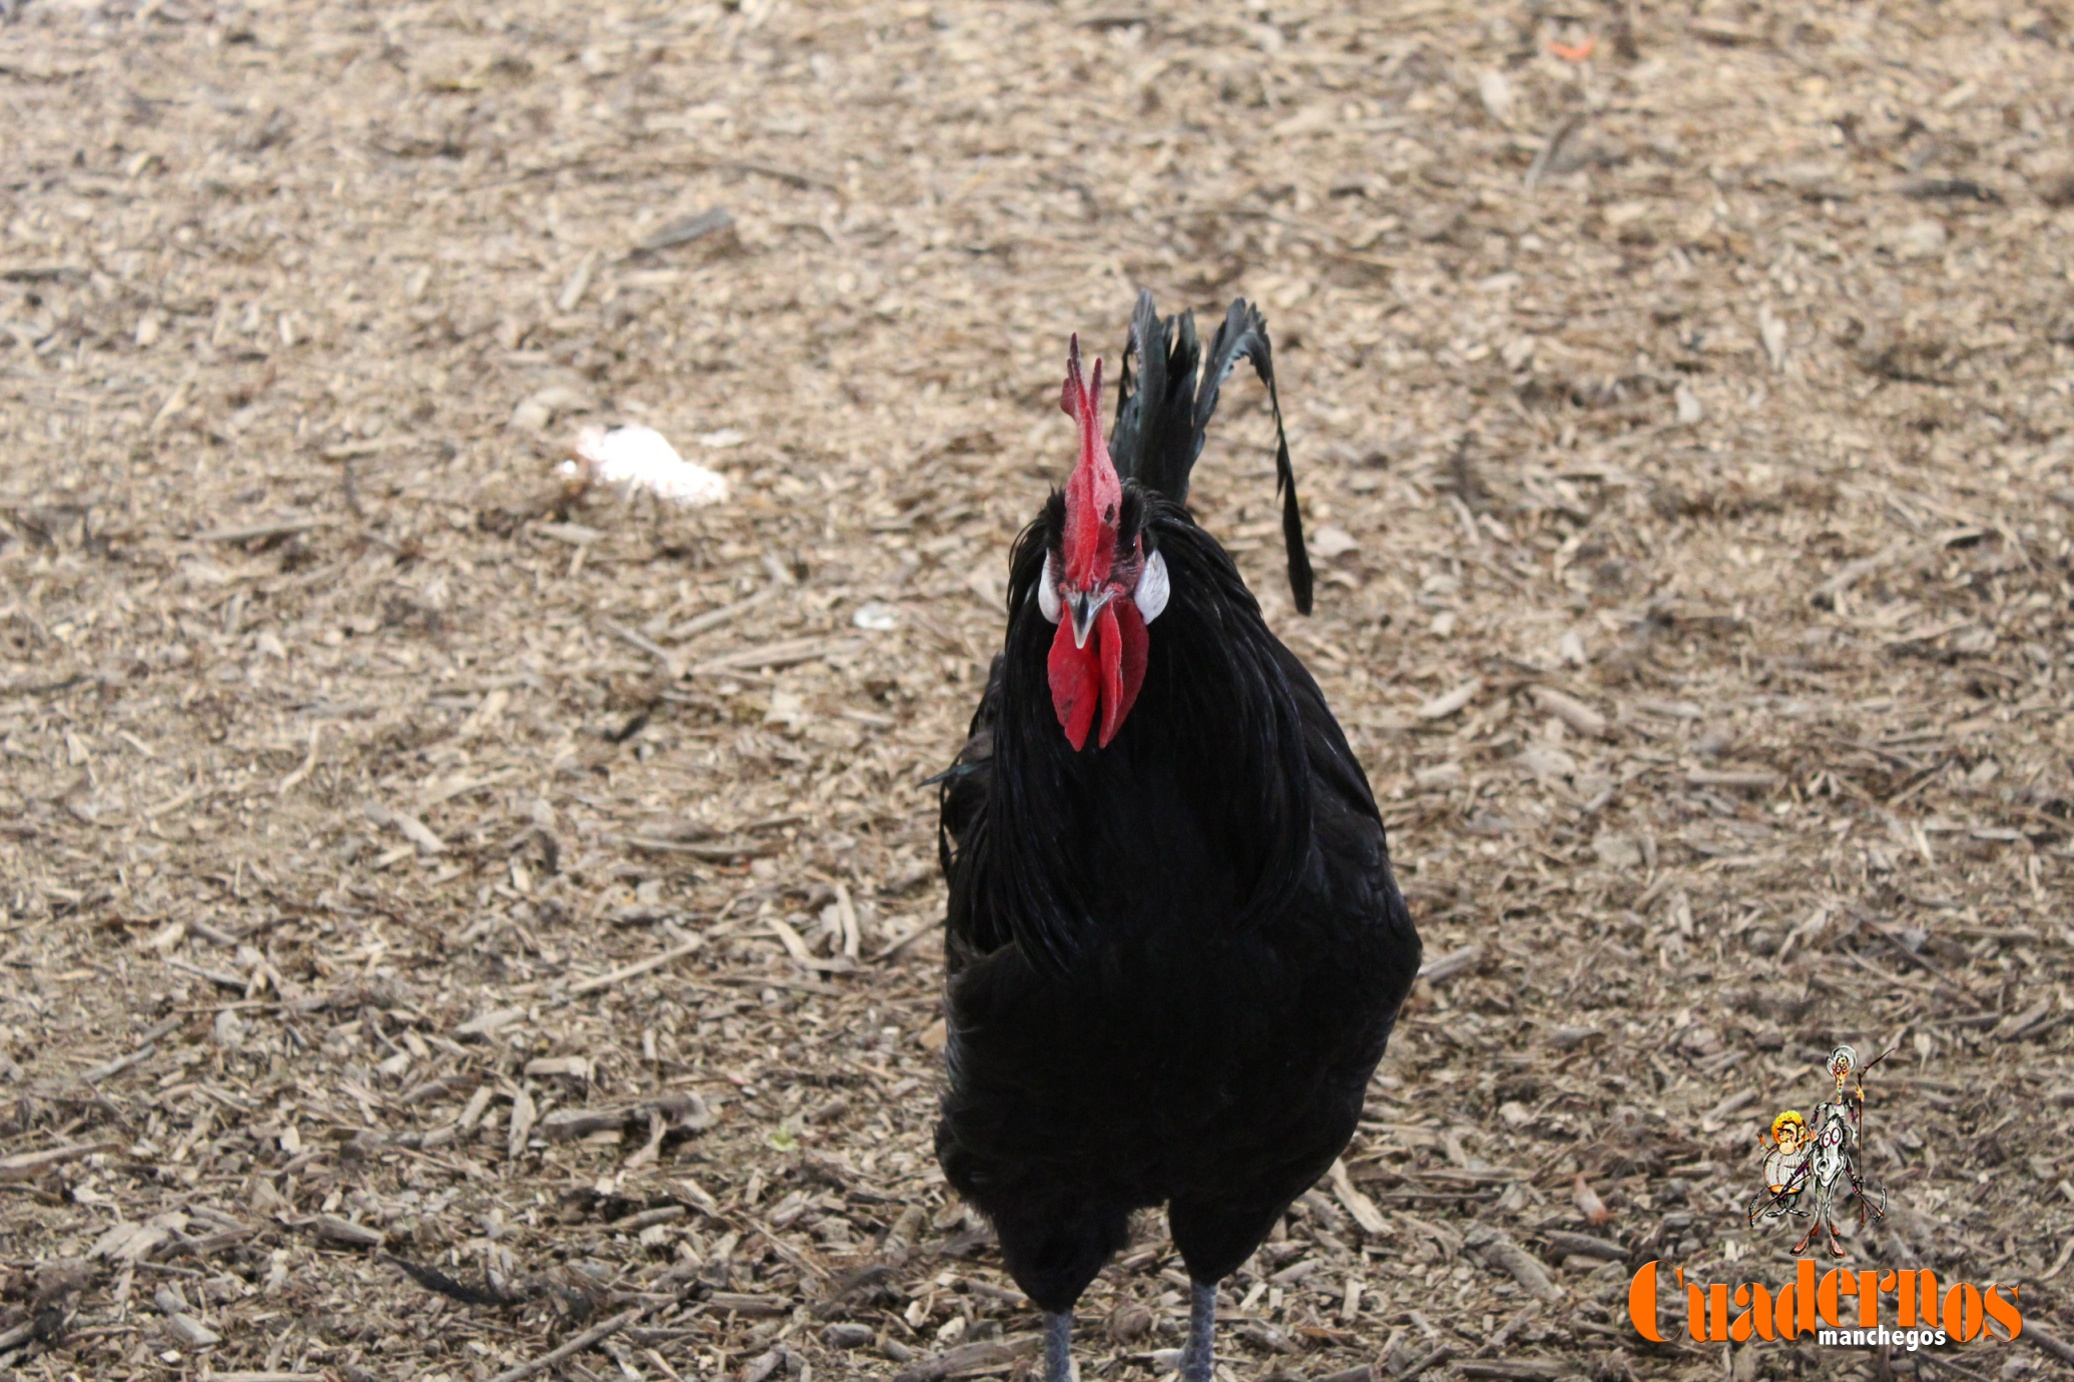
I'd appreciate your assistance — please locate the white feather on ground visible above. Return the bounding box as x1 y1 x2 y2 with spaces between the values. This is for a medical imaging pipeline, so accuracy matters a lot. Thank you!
558 424 731 507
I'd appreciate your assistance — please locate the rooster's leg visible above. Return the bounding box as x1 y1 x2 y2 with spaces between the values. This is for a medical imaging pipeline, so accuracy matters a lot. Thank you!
1041 1310 1073 1382
1179 1280 1216 1382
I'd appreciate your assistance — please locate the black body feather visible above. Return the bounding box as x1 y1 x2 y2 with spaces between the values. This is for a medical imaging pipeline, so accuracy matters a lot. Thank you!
934 296 1419 1314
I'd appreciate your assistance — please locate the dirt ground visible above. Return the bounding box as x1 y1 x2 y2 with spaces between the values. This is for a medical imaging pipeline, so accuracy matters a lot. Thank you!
3 0 2073 1379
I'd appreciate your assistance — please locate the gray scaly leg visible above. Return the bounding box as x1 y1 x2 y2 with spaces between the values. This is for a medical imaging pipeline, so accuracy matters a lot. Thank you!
1042 1310 1073 1382
1179 1280 1216 1382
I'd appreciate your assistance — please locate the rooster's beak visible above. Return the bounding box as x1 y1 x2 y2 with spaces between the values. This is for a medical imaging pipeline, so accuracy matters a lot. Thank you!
1066 588 1112 650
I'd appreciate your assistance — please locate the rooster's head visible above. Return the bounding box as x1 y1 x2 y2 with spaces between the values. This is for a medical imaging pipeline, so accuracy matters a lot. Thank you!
1039 336 1170 751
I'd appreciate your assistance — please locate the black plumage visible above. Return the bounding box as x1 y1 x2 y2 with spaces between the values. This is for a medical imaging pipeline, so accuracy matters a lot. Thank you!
934 294 1421 1382
1109 292 1314 614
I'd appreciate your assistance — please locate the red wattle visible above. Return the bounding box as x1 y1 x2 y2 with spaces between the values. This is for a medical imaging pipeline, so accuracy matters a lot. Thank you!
1048 600 1150 750
1094 604 1124 747
1102 600 1148 748
1048 617 1099 751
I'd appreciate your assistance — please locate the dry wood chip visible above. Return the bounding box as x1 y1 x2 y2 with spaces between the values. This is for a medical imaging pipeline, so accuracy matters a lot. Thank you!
891 1333 1040 1382
458 1085 495 1131
454 1007 526 1039
670 1177 721 1216
141 784 203 819
486 1303 650 1382
401 1074 474 1105
539 1103 626 1137
91 1221 171 1263
507 1085 538 1158
535 521 604 545
1463 1225 1560 1302
1327 1157 1389 1236
1398 1213 1463 1259
568 936 705 996
1700 1089 1757 1128
1992 1000 2053 1041
418 767 520 809
634 206 733 254
196 515 332 543
1542 1230 1625 1261
1236 1322 1298 1354
308 1215 384 1248
512 1058 584 1087
873 913 941 961
0 1140 120 1180
690 634 862 675
666 584 781 639
1457 1362 1564 1381
1412 761 1462 789
620 836 781 861
2029 1323 2074 1367
1528 686 1608 738
1685 767 1780 790
539 1093 712 1142
556 251 597 313
365 801 446 853
1268 1255 1323 1284
1415 679 1481 720
762 916 852 973
9 5 2073 1374
832 880 861 962
600 617 682 677
1417 945 1480 984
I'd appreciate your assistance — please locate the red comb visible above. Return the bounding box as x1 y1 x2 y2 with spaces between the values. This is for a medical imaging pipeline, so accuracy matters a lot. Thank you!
1060 335 1120 591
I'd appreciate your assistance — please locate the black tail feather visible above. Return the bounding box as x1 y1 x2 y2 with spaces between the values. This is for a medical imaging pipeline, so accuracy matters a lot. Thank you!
1111 290 1197 504
1109 291 1312 615
1198 299 1313 616
383 1253 528 1308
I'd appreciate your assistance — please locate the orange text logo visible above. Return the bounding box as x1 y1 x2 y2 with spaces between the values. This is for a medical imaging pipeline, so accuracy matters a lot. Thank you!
1628 1260 2021 1346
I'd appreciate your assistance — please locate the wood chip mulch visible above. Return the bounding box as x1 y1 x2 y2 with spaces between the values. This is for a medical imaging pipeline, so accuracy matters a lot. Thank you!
3 2 2072 1380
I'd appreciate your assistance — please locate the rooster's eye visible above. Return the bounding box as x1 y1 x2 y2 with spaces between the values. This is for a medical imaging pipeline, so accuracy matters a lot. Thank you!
1134 550 1169 623
1037 552 1062 624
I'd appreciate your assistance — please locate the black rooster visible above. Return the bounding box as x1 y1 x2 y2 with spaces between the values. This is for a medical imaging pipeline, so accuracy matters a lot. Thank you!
934 293 1421 1382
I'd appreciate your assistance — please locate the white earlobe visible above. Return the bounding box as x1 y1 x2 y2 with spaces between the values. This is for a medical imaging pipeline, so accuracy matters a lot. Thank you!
1037 552 1061 623
1134 549 1169 622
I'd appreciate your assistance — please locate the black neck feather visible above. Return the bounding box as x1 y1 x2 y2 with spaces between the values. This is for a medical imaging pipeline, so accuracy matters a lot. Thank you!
984 491 1315 975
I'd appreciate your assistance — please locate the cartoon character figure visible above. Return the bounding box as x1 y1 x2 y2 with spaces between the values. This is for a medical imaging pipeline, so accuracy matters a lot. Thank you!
1753 1110 1812 1221
1750 1044 1888 1257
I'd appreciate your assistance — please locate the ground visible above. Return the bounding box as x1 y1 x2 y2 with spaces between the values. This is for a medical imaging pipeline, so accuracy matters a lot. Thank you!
2 0 2072 1379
